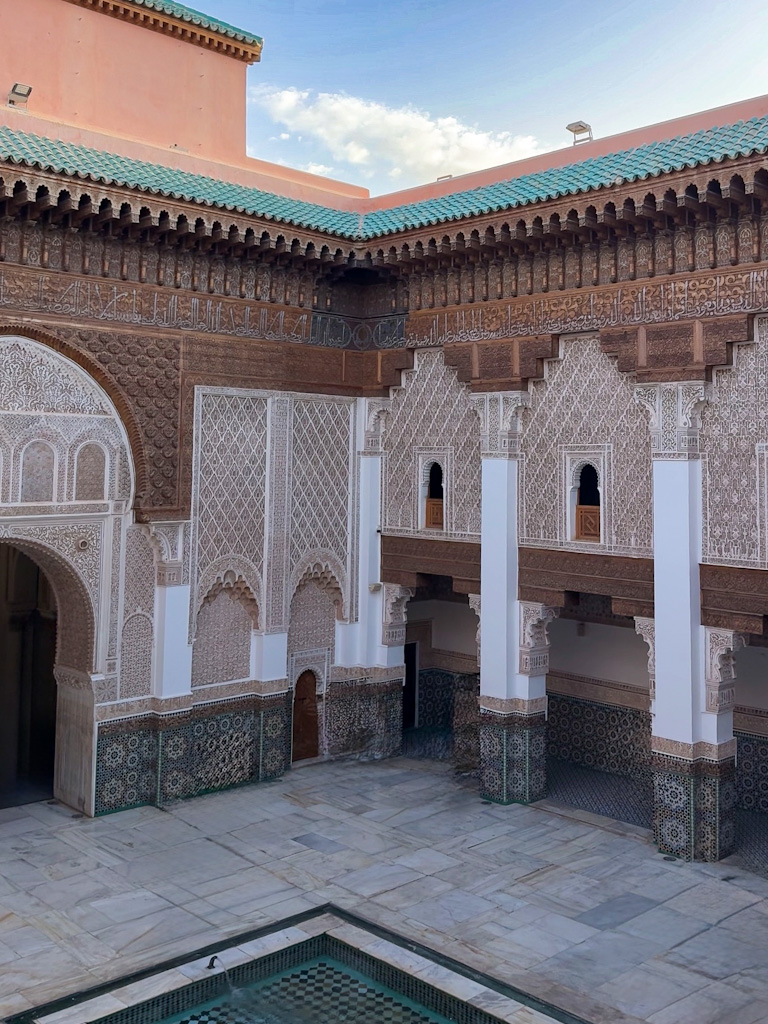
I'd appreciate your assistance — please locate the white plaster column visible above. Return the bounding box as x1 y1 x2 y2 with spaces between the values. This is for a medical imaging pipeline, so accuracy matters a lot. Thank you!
474 392 553 709
250 630 288 684
333 397 404 671
148 523 193 699
635 382 739 860
634 382 718 752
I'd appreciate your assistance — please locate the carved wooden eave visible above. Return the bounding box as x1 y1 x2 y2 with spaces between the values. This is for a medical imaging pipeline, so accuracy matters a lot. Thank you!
62 0 263 63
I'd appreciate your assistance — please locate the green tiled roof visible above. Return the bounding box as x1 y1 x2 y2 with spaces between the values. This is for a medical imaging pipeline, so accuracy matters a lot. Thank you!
362 114 768 236
128 0 262 47
2 114 768 241
0 127 359 237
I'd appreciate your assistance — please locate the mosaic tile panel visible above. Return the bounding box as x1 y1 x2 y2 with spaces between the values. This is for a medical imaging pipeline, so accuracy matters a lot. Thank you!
325 680 403 760
736 731 768 813
417 669 456 729
94 695 292 815
652 754 736 861
452 674 479 774
479 711 546 804
95 726 158 815
546 693 651 776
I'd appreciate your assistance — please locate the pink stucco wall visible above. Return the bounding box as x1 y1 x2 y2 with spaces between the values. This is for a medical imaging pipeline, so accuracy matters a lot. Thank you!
0 0 248 163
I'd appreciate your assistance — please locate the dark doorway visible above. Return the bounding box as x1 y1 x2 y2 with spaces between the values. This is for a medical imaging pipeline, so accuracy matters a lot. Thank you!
0 546 58 808
292 670 319 761
403 642 418 729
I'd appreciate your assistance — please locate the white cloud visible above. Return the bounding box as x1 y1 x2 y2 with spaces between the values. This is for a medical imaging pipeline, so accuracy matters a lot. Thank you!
303 162 334 176
249 86 543 185
279 132 290 140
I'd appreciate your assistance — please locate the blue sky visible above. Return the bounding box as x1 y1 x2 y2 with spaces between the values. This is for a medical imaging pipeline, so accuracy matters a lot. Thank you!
204 0 768 195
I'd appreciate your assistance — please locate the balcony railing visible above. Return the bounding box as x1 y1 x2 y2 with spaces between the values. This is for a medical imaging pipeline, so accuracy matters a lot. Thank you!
576 504 600 541
425 498 444 529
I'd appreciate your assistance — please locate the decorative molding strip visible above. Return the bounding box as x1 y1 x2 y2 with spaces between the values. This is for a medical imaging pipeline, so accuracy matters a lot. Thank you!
480 695 547 716
547 671 650 711
734 705 768 738
651 736 737 761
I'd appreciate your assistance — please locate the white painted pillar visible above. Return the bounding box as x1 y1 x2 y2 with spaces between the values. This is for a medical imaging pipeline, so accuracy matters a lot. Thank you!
636 382 738 860
334 397 404 671
148 524 193 699
250 630 288 683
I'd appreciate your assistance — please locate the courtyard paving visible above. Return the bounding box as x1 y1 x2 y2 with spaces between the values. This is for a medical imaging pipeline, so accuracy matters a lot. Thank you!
0 758 767 1023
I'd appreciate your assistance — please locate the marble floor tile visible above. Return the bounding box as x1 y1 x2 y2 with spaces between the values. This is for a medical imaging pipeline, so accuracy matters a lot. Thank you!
0 757 766 1024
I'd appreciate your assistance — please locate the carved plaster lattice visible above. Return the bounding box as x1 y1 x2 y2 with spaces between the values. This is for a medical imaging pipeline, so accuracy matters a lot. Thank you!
471 392 529 458
363 398 392 454
520 338 652 554
190 390 268 628
705 627 748 714
634 617 656 704
634 381 709 460
701 316 768 566
290 398 353 602
147 521 187 587
382 350 481 537
192 588 252 689
382 584 415 647
519 602 559 675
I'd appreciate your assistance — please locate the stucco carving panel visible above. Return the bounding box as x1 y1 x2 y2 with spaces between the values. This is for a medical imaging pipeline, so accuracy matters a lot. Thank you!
382 350 481 537
119 525 155 699
191 588 252 689
289 398 353 599
190 390 268 620
287 580 336 687
520 337 652 554
702 316 768 567
119 614 153 700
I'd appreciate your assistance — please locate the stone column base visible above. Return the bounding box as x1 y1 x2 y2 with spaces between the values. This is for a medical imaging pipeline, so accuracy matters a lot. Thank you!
479 705 546 804
652 750 736 861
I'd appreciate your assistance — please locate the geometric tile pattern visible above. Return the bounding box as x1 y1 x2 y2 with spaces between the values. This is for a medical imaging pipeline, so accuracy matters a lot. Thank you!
652 753 736 862
93 696 291 814
479 710 547 804
325 681 403 760
546 694 652 777
736 730 768 813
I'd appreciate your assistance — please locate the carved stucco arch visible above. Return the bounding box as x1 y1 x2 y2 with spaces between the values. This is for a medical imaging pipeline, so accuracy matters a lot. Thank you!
570 458 601 489
0 535 96 676
290 553 346 621
0 325 145 507
196 558 262 630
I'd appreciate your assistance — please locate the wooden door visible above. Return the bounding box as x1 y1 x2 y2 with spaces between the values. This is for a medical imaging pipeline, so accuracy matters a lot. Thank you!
292 670 319 762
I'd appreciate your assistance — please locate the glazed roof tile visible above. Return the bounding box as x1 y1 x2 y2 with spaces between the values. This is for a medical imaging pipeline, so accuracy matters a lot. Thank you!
2 114 768 241
127 0 263 46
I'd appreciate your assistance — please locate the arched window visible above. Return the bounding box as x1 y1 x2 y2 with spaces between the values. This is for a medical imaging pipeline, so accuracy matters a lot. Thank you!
426 462 444 529
575 464 600 541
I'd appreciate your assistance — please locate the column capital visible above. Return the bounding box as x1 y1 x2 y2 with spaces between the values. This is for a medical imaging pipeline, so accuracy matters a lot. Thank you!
362 397 392 455
471 391 529 459
705 626 748 714
381 584 414 646
633 381 709 459
634 616 656 705
519 601 559 675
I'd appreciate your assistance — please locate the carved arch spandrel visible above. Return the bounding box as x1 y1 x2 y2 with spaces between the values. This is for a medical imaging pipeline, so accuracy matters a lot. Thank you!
290 556 346 621
0 324 148 508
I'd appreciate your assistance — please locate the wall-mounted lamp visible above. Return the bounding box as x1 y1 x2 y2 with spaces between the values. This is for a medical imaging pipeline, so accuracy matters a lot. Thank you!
566 120 592 146
8 83 32 109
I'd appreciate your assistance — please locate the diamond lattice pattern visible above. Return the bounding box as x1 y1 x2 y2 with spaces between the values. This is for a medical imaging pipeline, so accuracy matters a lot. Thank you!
383 351 481 536
290 400 352 573
521 338 652 553
195 394 268 594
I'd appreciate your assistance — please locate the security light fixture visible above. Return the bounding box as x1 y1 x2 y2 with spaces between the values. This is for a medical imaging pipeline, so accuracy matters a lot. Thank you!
8 83 32 109
566 120 593 145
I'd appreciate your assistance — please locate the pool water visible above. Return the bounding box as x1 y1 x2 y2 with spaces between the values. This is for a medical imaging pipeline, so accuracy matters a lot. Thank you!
159 956 455 1024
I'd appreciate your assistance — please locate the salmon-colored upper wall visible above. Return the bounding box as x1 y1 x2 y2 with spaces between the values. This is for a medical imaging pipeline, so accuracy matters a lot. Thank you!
0 0 247 163
363 93 768 211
